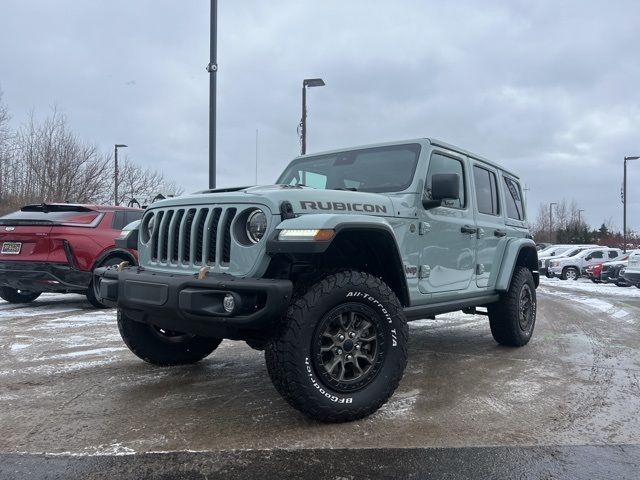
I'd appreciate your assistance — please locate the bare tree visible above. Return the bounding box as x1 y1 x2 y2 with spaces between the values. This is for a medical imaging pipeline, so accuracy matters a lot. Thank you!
115 157 183 207
0 103 183 215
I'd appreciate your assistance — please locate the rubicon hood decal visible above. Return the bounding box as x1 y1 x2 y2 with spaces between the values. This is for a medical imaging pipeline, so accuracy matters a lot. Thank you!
299 201 388 214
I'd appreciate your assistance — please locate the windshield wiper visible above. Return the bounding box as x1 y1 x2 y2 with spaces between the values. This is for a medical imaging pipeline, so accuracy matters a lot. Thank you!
333 187 358 191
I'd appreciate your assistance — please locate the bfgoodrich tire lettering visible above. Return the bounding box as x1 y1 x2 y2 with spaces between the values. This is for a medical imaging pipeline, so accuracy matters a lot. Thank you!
488 266 537 347
265 270 408 423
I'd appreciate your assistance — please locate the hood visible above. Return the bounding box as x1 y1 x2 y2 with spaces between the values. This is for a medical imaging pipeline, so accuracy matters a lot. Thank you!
148 185 397 218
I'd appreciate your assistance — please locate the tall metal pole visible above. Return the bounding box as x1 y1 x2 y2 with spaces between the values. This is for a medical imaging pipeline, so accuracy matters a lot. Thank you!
207 0 218 189
578 209 584 225
624 158 628 253
114 144 127 206
114 145 119 205
301 84 307 155
549 202 557 244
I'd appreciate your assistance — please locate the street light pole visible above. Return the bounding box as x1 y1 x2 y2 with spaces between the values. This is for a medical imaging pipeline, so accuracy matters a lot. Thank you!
549 202 557 244
114 144 128 206
299 78 325 155
578 209 584 225
207 0 218 189
623 155 640 253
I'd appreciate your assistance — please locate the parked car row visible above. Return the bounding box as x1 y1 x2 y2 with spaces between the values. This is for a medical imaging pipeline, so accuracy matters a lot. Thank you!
538 243 640 288
0 203 143 307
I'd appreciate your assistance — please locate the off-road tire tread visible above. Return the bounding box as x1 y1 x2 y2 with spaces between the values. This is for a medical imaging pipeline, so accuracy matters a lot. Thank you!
265 270 408 423
117 310 222 366
488 266 536 347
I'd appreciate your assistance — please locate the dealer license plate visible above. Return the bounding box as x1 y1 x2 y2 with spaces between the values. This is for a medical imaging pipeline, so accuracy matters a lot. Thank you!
1 242 22 255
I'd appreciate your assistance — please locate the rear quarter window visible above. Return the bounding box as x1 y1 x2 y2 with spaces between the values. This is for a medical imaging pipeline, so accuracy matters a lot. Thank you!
503 176 525 221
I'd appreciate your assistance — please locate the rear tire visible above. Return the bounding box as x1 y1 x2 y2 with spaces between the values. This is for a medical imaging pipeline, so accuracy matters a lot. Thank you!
488 267 537 347
117 310 222 366
265 270 408 423
0 287 41 304
86 256 129 308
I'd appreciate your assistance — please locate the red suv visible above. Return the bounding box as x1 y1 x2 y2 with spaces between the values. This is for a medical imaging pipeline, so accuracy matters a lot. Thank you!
0 203 142 307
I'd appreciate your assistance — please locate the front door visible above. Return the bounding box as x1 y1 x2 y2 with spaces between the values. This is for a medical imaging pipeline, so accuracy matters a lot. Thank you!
419 151 477 294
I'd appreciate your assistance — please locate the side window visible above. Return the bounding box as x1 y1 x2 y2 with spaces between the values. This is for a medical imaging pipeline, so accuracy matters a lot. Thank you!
425 153 466 209
591 251 604 259
609 251 618 259
503 177 524 220
125 210 143 225
473 166 499 215
111 211 127 230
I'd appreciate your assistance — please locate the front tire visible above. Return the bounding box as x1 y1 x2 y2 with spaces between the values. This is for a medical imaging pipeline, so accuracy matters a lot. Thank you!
117 310 222 366
0 287 41 304
265 270 408 423
561 267 579 281
488 267 537 347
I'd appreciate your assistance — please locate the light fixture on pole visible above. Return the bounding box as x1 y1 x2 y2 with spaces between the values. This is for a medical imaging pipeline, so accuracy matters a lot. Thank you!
299 78 325 155
549 202 557 244
623 155 639 253
114 144 128 206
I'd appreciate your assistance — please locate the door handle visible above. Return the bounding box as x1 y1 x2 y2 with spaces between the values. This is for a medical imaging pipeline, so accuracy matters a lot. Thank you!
494 229 507 237
460 225 478 234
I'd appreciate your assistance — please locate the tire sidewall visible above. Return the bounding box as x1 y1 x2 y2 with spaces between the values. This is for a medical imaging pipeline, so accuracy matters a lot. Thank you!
515 270 537 342
285 278 406 411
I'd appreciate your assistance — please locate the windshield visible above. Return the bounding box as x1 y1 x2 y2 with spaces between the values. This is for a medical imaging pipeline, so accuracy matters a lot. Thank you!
277 143 421 193
565 248 586 257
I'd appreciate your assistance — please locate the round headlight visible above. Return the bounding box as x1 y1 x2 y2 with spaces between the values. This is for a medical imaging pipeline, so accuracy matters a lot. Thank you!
246 209 267 244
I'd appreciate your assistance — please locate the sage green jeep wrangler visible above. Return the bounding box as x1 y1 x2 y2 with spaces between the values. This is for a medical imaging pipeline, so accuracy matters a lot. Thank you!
96 138 539 422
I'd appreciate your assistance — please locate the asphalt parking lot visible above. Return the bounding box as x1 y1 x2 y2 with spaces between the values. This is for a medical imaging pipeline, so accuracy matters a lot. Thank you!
1 278 640 479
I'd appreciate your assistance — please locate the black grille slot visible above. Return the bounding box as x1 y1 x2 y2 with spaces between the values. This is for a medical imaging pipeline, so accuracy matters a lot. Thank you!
207 208 222 265
194 209 209 264
171 209 185 263
150 211 164 261
182 209 196 263
160 210 173 262
221 208 236 264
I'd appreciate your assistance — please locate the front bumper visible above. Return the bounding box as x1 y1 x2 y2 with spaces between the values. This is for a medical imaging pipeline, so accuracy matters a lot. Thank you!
94 266 293 340
0 261 91 292
622 270 640 286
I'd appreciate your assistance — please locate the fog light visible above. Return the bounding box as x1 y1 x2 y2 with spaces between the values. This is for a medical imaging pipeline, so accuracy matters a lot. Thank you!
223 293 235 313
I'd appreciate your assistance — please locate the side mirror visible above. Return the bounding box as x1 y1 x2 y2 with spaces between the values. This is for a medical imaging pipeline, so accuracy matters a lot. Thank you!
585 255 592 261
423 173 460 210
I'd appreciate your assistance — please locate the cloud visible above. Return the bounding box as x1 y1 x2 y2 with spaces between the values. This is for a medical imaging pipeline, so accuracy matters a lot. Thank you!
1 0 639 229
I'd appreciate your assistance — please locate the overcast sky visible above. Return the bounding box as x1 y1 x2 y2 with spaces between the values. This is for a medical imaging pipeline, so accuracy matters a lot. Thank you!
1 0 639 230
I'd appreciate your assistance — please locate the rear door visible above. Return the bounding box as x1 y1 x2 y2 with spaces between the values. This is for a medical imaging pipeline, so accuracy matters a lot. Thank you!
419 150 477 294
472 163 505 288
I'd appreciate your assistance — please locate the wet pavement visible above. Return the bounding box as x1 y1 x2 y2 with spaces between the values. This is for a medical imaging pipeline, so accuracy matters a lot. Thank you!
1 278 640 478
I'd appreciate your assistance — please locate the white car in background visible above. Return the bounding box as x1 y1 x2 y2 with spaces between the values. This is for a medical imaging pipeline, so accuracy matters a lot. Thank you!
538 244 599 277
622 251 640 288
548 247 623 280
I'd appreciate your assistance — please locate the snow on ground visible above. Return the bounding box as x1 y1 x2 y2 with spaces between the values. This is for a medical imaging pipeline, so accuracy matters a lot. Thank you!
539 277 640 298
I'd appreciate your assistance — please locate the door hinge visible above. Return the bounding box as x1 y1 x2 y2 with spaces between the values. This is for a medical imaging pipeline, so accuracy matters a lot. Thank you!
476 264 485 275
419 222 431 235
419 265 431 278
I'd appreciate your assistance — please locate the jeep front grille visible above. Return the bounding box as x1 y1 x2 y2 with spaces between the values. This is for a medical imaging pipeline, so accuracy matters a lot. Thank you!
149 207 237 266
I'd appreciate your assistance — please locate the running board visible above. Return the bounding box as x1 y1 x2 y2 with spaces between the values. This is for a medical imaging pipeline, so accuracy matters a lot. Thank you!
404 294 499 321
